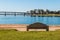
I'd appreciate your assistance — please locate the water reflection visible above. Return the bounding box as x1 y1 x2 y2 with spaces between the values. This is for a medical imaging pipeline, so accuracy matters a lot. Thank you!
0 15 60 25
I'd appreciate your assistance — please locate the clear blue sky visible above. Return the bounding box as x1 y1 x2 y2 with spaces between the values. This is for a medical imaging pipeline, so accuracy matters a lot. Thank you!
0 0 60 12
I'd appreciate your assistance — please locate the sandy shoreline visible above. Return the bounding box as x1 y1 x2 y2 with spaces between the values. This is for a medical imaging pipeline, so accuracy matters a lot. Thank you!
0 24 60 31
0 24 29 31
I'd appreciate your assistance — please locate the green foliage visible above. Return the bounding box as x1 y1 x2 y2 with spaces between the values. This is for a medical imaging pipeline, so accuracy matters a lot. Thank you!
0 30 60 40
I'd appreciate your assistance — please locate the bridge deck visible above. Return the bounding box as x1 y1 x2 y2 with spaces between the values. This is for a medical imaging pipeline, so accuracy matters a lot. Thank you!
0 12 28 16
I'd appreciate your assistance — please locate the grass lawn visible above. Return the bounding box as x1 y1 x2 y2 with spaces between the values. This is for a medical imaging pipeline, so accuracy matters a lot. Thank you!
0 30 60 40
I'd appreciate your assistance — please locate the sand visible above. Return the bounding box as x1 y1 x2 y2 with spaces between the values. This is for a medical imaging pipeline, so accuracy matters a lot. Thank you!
0 24 60 31
0 24 29 31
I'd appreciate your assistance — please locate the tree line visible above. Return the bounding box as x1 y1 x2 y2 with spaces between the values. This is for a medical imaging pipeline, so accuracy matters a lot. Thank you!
26 9 60 14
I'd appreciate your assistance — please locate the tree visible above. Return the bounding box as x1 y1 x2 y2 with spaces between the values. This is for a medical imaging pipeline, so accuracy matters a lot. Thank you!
46 9 50 14
38 9 41 14
33 9 37 14
30 10 34 14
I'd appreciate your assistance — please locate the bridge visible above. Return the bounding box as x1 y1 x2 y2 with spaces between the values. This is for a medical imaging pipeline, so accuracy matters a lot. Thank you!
0 11 32 16
0 11 60 17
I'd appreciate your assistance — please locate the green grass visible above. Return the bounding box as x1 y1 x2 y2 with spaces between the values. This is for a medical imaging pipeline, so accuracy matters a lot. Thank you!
0 30 60 40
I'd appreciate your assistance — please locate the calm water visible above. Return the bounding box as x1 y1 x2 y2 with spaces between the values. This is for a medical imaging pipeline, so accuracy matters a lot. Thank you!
0 15 60 25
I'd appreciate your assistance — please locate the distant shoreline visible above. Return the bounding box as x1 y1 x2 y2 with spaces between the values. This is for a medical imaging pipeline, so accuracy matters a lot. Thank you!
31 14 60 17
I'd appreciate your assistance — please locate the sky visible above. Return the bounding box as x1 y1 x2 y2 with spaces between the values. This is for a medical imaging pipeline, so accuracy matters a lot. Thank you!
0 0 60 12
